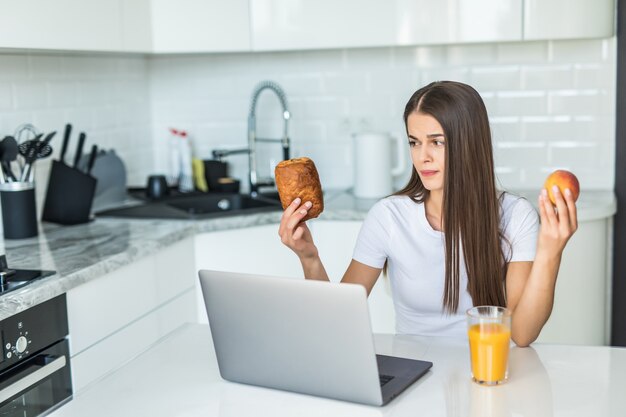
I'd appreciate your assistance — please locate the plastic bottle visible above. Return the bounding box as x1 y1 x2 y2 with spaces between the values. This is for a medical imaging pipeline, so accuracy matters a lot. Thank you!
167 128 180 187
178 130 194 193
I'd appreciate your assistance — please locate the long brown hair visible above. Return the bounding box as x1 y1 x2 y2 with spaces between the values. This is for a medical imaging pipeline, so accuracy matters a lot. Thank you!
396 81 508 314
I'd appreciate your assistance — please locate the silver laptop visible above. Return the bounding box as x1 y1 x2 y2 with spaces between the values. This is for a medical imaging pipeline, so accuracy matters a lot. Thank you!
198 270 432 406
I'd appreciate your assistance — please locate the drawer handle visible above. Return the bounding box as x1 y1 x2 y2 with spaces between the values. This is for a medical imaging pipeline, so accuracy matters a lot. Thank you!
0 355 67 404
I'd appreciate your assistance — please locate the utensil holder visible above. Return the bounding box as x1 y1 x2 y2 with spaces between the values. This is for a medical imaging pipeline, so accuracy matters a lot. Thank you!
0 182 38 239
42 160 97 225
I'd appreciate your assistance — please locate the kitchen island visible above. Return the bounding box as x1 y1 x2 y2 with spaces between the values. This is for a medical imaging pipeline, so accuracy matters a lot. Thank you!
49 323 626 417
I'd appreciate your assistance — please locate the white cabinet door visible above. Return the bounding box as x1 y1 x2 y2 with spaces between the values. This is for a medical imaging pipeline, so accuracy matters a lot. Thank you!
536 217 611 345
0 0 123 51
150 0 251 53
121 0 153 52
524 0 615 40
250 0 396 51
250 0 522 51
194 221 395 332
396 0 522 45
67 237 196 392
194 225 303 323
312 220 396 334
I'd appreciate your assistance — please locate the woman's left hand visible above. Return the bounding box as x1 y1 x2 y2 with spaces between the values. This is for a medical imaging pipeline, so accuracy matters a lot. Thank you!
537 185 578 257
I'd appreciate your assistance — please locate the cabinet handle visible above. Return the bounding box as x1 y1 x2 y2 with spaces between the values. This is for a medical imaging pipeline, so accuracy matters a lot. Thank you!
0 355 66 404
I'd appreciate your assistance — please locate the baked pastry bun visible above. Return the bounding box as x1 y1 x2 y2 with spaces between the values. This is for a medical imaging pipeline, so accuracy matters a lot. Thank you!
274 157 324 221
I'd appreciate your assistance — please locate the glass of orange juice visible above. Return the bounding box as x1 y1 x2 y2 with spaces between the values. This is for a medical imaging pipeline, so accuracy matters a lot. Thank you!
466 306 512 385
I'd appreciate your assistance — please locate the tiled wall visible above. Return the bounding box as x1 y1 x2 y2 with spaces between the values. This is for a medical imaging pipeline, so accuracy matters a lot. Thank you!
0 53 151 208
150 38 617 192
0 37 617 201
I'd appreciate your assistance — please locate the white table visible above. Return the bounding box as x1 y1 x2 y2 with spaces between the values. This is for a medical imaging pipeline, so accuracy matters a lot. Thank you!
51 324 626 417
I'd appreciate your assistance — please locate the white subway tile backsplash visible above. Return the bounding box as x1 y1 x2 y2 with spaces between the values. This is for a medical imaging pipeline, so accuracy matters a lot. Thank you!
47 82 78 107
548 90 603 116
368 69 415 94
0 56 29 81
496 41 549 64
490 117 522 142
420 67 471 85
300 50 346 72
470 66 521 92
521 65 574 90
0 83 12 110
13 82 48 109
323 72 369 96
494 91 548 117
574 64 613 89
0 36 616 192
549 39 606 63
494 142 548 170
393 46 447 69
345 48 393 70
446 44 498 66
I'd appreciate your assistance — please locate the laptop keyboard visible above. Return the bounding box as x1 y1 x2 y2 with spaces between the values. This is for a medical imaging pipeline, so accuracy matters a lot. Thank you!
379 374 395 387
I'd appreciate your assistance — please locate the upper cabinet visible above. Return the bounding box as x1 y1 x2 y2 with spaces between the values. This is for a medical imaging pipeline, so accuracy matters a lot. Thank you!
0 0 124 51
250 0 523 51
122 0 153 53
523 0 615 40
0 0 616 54
150 0 251 53
250 0 397 51
393 0 523 46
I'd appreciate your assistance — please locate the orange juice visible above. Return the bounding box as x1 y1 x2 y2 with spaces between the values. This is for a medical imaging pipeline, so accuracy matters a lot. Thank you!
468 323 511 384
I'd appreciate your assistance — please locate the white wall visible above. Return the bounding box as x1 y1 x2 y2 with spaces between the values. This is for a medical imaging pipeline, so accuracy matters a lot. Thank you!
0 53 152 209
0 37 617 199
150 38 617 192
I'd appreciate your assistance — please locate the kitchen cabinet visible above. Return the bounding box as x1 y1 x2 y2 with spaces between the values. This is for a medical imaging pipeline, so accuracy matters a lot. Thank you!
121 0 153 52
536 216 613 345
250 0 522 51
67 237 196 393
150 0 251 53
194 221 396 333
0 0 124 52
524 0 615 40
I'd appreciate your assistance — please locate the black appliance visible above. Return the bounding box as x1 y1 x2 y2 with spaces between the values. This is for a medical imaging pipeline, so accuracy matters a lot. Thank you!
0 256 55 296
0 294 71 416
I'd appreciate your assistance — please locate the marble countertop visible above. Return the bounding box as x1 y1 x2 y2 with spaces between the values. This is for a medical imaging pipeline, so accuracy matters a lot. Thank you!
49 323 626 417
0 189 616 321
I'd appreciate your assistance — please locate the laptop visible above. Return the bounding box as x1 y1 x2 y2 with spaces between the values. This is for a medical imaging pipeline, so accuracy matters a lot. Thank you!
198 270 433 406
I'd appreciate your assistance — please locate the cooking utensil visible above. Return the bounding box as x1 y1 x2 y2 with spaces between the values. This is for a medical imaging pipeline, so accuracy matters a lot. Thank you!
0 136 18 182
86 145 97 175
19 131 56 181
73 132 85 169
60 124 71 164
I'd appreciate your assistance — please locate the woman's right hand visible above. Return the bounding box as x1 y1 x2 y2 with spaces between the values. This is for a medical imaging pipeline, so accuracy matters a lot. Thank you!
278 198 318 260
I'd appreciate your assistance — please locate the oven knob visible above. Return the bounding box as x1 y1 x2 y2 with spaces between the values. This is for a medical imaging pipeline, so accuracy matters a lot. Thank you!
15 336 28 354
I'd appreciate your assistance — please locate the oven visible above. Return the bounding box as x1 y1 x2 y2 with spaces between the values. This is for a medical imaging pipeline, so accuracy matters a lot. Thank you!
0 294 72 416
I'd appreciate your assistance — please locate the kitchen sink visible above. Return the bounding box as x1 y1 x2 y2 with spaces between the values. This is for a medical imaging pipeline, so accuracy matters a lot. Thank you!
96 192 282 220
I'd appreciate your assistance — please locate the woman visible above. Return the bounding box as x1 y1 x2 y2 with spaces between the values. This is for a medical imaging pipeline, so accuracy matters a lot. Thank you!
278 81 577 347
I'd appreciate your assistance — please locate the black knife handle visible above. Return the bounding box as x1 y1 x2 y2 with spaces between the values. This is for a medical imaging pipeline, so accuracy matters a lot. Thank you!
74 132 85 169
86 145 98 175
60 124 71 163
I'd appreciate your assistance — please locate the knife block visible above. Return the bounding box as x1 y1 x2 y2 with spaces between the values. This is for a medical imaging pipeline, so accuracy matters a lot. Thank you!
42 160 97 225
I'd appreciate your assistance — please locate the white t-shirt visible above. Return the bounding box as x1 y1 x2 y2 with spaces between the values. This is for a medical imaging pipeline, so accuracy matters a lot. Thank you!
352 193 539 338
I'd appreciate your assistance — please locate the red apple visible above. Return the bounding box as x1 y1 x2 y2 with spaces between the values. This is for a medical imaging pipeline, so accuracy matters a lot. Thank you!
544 170 580 205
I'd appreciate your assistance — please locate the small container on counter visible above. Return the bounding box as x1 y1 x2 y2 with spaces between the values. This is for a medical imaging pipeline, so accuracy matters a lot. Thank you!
0 181 38 239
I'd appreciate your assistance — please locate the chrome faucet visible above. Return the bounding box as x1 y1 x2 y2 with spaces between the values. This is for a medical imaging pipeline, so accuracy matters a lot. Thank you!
212 80 290 196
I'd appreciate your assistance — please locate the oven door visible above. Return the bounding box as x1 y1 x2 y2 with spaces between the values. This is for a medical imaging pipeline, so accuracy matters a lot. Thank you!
0 339 72 417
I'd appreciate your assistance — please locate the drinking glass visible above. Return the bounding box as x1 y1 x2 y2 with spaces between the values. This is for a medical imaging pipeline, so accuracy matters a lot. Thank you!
466 306 512 385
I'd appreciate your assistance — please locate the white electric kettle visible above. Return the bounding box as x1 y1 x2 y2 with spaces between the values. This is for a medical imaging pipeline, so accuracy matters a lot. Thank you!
353 132 405 199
